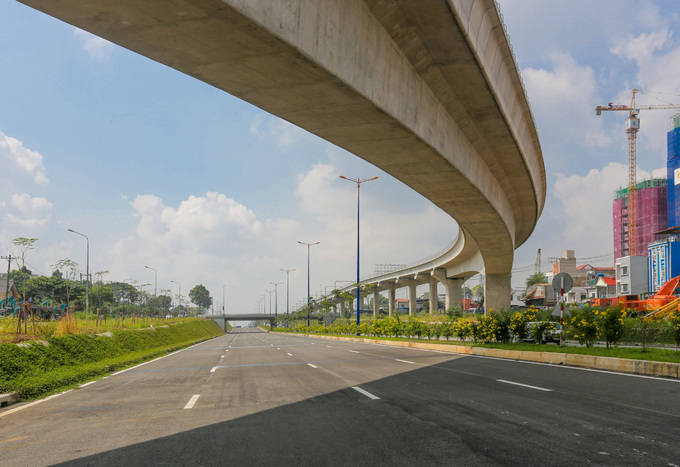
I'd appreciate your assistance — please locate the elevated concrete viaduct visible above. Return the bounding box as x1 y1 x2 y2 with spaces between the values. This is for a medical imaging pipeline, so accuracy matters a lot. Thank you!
20 0 545 311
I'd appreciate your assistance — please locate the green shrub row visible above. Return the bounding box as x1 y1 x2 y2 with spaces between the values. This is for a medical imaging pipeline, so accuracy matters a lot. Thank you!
0 319 223 399
277 306 680 347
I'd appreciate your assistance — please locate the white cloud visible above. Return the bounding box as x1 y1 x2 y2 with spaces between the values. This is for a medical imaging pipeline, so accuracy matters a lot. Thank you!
74 28 113 61
0 130 48 184
250 114 309 146
553 162 664 255
522 53 612 148
4 193 52 228
610 29 670 64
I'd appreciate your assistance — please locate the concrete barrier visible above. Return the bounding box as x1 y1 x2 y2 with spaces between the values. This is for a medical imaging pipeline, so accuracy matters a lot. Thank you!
283 333 680 379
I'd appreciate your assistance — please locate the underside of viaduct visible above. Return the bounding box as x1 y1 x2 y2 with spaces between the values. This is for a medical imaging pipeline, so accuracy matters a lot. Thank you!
20 0 546 311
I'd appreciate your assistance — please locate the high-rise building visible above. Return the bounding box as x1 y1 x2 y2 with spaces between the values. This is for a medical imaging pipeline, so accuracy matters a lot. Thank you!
667 113 680 226
613 178 668 259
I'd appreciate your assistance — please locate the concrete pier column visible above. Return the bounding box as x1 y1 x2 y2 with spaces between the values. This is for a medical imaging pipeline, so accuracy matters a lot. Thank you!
388 284 396 317
429 278 438 315
373 288 380 318
408 281 417 316
445 278 464 311
484 273 511 316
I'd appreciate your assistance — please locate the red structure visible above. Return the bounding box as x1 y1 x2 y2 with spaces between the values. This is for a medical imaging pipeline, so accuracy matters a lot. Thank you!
613 179 667 259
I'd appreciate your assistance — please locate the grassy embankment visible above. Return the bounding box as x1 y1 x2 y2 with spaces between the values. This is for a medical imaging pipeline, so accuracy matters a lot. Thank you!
0 318 223 400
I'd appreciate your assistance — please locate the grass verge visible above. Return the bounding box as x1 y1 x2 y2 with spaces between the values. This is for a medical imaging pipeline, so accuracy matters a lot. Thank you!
0 319 223 400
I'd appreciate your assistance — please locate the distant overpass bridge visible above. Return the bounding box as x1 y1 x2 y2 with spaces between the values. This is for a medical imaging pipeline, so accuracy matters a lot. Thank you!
20 0 545 311
203 312 339 331
203 314 277 331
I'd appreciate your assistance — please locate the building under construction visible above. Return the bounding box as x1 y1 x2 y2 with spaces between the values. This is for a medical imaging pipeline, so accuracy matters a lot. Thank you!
613 178 667 259
667 113 680 225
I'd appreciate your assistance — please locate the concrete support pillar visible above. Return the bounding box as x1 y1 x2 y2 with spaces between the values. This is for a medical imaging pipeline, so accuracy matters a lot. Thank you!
444 278 464 311
484 273 511 316
373 288 380 318
388 285 396 317
429 278 438 315
408 281 417 316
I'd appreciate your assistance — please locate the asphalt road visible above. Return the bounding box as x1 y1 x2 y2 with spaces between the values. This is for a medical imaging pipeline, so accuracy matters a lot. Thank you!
1 328 680 466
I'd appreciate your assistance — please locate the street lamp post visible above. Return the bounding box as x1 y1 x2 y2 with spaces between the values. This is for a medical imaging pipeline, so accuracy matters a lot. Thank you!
298 241 320 326
144 266 157 316
223 284 227 315
339 175 378 328
67 229 89 316
266 289 274 315
280 268 295 317
270 281 282 317
171 280 181 315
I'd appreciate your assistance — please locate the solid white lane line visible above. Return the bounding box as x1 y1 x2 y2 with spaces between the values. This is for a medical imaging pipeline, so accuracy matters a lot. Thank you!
349 350 360 353
184 394 201 409
396 359 416 364
497 379 552 392
352 386 380 400
210 366 218 373
308 364 318 368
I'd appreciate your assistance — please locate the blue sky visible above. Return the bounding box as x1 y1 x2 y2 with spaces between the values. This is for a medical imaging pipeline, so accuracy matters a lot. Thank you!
2 0 680 311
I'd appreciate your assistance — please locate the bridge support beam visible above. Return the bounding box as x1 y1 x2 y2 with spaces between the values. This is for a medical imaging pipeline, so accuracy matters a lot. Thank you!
484 273 511 316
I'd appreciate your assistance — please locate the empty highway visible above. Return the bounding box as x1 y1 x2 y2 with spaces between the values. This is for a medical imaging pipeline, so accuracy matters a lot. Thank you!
1 328 679 465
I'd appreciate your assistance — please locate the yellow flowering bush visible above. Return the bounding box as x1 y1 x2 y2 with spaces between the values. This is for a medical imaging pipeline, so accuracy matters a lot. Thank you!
669 310 680 347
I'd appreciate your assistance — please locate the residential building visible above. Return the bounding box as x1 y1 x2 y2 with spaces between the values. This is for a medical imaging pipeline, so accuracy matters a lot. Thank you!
586 276 616 299
511 289 525 308
523 283 557 307
564 286 588 304
0 279 19 302
615 256 648 296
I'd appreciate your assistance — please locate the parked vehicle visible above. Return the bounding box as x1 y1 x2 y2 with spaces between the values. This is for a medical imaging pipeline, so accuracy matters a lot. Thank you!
521 322 561 344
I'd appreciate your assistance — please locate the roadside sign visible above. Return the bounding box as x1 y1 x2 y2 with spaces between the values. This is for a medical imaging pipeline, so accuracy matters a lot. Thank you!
552 273 573 294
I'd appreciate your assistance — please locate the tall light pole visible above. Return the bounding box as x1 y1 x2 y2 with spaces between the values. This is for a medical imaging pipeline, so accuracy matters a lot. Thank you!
280 268 295 317
298 241 320 326
171 280 181 315
270 281 282 317
339 175 378 327
223 284 227 315
144 266 157 316
266 289 274 315
67 229 89 316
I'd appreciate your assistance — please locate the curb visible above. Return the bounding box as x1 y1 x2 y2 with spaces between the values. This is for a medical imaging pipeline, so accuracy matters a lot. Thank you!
0 393 20 408
282 333 680 379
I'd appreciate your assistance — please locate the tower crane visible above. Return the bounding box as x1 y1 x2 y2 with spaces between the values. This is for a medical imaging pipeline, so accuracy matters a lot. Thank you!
596 89 680 256
534 248 541 275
